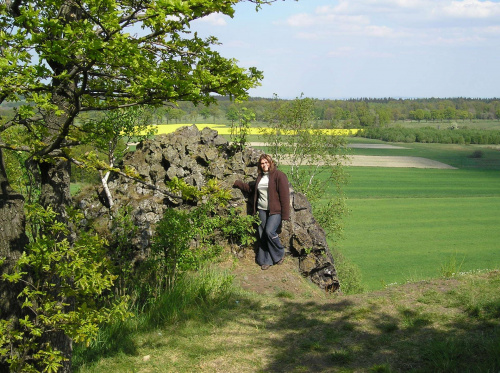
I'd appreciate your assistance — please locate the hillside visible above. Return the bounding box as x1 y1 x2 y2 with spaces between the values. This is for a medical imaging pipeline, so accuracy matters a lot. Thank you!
75 256 500 372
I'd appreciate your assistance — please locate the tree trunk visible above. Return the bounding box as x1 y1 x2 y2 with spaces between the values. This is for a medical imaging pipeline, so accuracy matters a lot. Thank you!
0 149 29 317
38 159 74 372
0 149 29 371
100 170 114 208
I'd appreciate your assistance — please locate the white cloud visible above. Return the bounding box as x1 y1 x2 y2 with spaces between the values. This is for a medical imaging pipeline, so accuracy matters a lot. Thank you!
286 13 316 27
328 46 356 57
365 25 395 37
198 13 227 26
442 0 500 18
328 46 394 58
282 0 500 45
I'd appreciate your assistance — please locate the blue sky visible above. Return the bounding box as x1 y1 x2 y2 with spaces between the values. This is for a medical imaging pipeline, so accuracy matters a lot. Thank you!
192 0 500 99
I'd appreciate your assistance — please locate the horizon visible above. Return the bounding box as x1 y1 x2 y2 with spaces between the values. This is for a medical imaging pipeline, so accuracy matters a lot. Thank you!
192 0 500 100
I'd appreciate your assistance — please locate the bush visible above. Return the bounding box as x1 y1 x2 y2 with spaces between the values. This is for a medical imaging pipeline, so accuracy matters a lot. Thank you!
330 249 365 294
0 205 130 372
470 150 484 159
359 127 500 145
132 179 257 306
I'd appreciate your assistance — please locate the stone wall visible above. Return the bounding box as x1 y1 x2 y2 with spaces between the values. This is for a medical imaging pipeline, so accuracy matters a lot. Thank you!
77 125 340 292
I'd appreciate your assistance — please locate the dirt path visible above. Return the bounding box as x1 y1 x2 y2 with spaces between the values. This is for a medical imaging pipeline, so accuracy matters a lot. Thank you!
224 250 327 298
248 142 456 169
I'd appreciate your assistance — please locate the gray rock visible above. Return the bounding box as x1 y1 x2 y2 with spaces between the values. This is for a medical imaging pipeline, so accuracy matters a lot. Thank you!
77 125 340 292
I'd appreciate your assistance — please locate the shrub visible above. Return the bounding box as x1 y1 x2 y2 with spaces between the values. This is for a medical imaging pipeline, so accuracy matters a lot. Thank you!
470 150 484 159
330 249 365 294
0 205 130 372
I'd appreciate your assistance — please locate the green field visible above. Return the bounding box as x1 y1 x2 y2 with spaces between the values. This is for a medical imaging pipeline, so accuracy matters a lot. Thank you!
332 159 500 291
348 138 500 170
247 135 500 291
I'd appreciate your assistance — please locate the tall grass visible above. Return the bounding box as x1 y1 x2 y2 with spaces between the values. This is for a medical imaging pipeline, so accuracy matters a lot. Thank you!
73 266 239 371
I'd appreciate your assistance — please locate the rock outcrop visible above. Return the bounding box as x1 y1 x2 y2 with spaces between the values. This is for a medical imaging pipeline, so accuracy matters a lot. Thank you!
77 125 340 292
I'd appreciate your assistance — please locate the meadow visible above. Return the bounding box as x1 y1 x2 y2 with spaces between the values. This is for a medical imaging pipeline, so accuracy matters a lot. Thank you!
334 140 500 291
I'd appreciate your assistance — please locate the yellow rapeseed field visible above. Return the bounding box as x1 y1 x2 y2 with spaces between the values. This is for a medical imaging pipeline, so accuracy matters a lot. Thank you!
144 123 359 136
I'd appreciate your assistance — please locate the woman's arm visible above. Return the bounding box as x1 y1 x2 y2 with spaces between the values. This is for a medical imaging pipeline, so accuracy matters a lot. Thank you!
233 179 252 193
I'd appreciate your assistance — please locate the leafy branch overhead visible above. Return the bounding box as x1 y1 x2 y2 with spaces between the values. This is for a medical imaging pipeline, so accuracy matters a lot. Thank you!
0 1 290 371
0 0 271 173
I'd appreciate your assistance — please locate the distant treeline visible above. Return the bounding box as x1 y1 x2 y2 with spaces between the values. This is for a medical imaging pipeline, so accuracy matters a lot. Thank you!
3 96 500 127
358 127 500 144
180 97 500 127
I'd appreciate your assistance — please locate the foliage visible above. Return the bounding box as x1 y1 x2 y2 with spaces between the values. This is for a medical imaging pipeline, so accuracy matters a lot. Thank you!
74 106 160 207
0 204 130 372
359 126 500 144
330 249 365 295
79 106 157 166
0 125 39 201
150 208 195 293
139 179 256 304
109 205 139 297
261 94 348 239
221 208 260 247
229 107 256 152
439 253 466 278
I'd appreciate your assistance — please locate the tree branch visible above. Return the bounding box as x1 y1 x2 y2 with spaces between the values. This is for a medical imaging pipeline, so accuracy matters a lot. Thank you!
68 156 183 201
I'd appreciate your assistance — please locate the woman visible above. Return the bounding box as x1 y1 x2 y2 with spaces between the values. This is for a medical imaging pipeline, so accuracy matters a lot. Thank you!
233 154 290 270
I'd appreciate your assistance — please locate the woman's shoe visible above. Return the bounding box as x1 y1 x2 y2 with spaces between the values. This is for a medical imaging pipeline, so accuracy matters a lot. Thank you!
276 257 285 265
261 264 270 270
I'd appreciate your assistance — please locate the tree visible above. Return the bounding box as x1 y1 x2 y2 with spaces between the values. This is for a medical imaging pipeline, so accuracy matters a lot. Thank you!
225 105 240 126
0 0 276 370
229 107 255 152
164 107 186 124
261 95 348 240
80 106 157 208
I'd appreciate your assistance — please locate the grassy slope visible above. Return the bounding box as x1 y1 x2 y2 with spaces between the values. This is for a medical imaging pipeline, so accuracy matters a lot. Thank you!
75 270 500 373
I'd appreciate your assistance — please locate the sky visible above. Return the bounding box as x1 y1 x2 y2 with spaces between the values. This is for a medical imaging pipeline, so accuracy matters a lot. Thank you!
191 0 500 99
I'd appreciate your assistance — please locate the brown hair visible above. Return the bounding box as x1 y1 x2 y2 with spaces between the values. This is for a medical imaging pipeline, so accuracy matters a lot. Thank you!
257 154 275 174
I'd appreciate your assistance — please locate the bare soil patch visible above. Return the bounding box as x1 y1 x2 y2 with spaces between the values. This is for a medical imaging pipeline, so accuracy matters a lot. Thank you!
248 142 456 169
224 250 327 299
346 155 457 169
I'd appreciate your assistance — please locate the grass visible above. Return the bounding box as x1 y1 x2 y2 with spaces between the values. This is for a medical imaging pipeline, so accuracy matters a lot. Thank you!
74 270 500 372
326 154 499 291
347 139 500 170
331 166 500 291
342 167 500 198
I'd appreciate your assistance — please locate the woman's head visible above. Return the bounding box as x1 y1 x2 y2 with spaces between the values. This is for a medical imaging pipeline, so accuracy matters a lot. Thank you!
258 154 275 174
